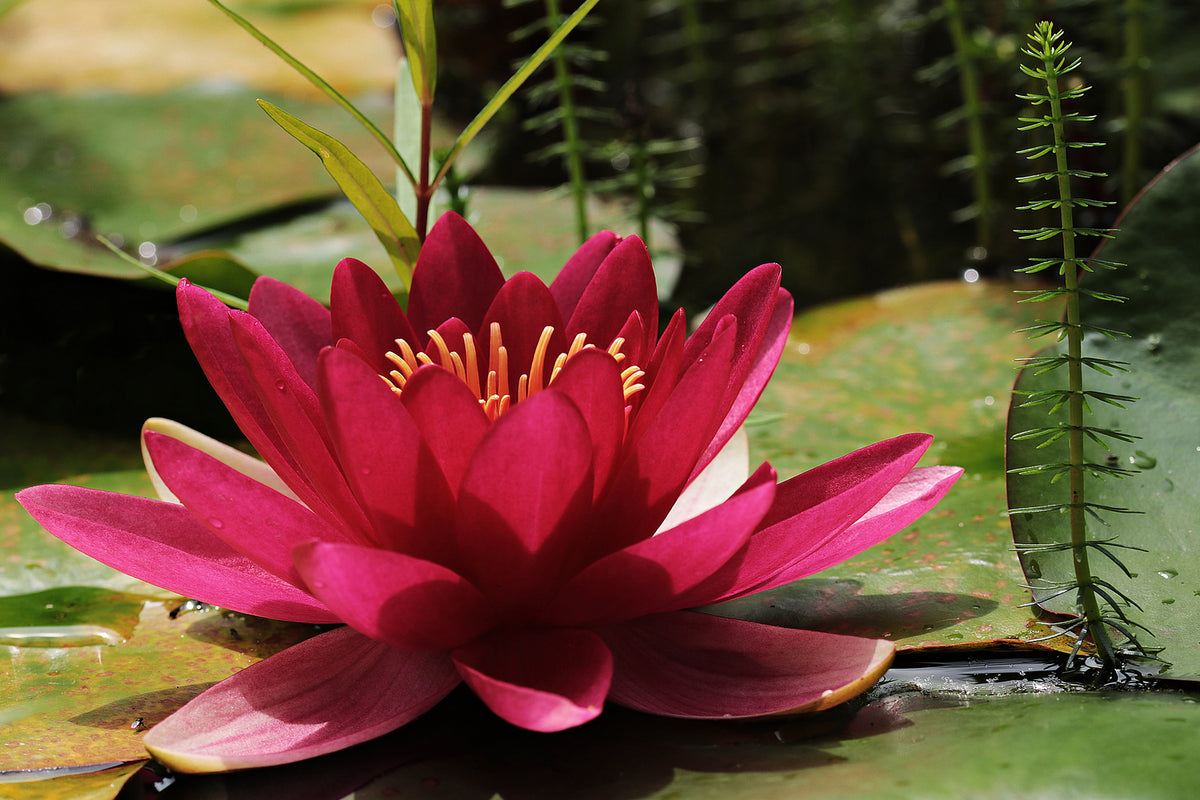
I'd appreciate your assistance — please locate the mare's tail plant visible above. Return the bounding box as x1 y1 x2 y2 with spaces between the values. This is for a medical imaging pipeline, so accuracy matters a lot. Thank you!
1009 21 1149 671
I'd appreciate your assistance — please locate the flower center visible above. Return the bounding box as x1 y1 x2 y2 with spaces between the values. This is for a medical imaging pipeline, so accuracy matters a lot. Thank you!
382 324 645 420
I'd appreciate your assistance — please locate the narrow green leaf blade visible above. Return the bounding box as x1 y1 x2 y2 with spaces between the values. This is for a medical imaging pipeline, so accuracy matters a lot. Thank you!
258 100 418 286
205 0 414 185
394 0 437 103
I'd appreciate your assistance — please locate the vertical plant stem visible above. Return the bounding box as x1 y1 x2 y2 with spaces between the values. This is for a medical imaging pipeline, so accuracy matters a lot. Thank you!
416 99 433 242
545 0 589 243
634 136 650 246
944 0 992 253
1121 0 1146 207
1045 65 1119 666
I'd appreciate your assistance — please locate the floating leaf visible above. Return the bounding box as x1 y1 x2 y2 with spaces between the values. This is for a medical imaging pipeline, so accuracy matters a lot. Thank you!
721 281 1062 650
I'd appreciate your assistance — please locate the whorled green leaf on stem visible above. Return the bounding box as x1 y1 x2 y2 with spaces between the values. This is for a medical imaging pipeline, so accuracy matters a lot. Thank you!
258 100 420 288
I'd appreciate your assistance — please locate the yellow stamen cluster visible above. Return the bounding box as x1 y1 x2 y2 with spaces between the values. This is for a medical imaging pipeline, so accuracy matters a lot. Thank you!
383 324 645 421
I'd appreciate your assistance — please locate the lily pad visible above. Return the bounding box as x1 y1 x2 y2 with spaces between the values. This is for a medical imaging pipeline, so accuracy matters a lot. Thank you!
164 675 1200 800
722 281 1066 650
1008 145 1200 680
0 600 321 772
0 762 145 800
0 88 398 279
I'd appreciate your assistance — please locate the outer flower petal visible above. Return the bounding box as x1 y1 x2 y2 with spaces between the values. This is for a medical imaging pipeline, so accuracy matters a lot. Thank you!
598 319 737 554
451 628 612 732
15 485 336 623
677 433 941 606
691 287 793 480
627 307 685 443
454 391 594 616
177 280 320 505
141 417 300 505
541 463 777 627
330 257 420 375
721 464 964 599
248 276 332 390
549 229 621 321
144 431 350 587
681 265 782 463
600 611 894 718
143 627 460 772
407 212 505 335
295 542 497 651
318 348 456 560
657 428 750 533
564 236 658 356
228 312 371 537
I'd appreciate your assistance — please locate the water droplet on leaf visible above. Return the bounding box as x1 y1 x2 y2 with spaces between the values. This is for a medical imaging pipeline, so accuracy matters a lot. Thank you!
1129 451 1157 470
1157 569 1178 580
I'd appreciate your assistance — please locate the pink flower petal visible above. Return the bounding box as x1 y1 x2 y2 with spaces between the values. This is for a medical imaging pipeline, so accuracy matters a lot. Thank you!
407 212 505 336
141 417 300 505
143 431 351 586
317 348 456 560
626 307 685 443
677 433 943 606
397 365 491 495
177 281 318 503
691 287 794 480
295 542 497 651
680 265 783 460
564 236 658 354
15 485 335 623
143 627 459 772
722 464 963 598
601 611 894 718
543 463 777 627
248 276 332 390
478 272 567 379
658 428 750 533
227 313 373 537
542 348 627 497
597 319 737 554
330 257 419 375
549 229 621 320
451 628 612 732
454 391 594 617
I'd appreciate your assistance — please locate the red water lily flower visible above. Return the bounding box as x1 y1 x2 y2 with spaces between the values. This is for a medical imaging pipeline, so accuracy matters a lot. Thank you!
17 213 960 773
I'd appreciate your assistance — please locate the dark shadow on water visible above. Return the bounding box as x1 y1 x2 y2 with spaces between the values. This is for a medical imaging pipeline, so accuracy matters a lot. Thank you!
703 578 1000 641
155 688 918 800
69 683 213 731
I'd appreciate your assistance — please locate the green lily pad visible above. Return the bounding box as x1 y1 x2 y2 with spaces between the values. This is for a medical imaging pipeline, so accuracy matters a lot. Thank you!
166 677 1200 800
0 88 397 279
0 599 321 772
1008 145 1200 680
0 762 145 800
722 281 1067 650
